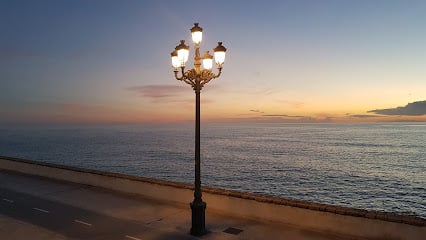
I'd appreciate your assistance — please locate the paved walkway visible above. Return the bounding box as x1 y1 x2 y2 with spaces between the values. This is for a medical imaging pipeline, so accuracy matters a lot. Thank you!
0 171 347 240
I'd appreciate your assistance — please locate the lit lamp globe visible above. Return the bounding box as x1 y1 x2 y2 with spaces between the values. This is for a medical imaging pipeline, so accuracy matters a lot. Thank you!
175 40 190 66
171 50 180 69
213 42 226 68
191 23 203 45
202 51 213 70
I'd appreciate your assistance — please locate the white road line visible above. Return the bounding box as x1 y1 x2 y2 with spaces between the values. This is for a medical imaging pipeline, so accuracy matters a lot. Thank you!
125 235 142 240
33 207 49 213
74 219 92 226
2 198 14 203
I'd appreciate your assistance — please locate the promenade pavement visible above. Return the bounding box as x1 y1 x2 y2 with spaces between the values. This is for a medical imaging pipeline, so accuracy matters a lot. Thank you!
0 171 348 240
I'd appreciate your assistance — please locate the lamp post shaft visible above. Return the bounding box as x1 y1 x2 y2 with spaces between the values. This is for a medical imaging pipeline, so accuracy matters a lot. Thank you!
190 81 206 236
195 83 201 201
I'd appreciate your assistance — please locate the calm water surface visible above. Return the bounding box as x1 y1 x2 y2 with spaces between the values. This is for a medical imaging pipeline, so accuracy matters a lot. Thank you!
0 123 425 218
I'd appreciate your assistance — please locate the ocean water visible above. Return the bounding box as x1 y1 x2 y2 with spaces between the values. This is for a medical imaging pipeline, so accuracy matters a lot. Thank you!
0 123 425 218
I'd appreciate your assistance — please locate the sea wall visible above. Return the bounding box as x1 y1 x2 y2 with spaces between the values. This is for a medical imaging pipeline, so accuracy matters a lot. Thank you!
0 156 424 240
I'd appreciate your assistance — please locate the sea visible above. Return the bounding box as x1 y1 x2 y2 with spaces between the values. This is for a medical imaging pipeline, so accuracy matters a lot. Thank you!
0 123 425 219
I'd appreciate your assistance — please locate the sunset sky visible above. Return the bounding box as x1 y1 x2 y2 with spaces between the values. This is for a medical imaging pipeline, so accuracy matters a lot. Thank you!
1 0 426 124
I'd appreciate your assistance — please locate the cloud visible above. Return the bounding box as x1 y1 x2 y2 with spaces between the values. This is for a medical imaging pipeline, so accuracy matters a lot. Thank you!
127 85 214 106
277 99 305 108
249 109 265 113
350 114 380 118
262 114 305 118
368 101 426 116
252 88 276 96
127 85 187 98
248 109 305 118
222 115 333 124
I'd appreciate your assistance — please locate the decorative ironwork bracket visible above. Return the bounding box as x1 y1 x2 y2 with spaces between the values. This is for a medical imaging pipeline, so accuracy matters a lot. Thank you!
174 68 222 91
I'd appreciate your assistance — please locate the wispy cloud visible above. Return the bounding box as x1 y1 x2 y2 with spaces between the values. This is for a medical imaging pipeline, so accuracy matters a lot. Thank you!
277 99 305 109
262 114 305 118
127 84 214 106
250 88 276 96
349 114 380 118
368 101 426 116
245 108 332 122
127 85 187 98
221 115 333 124
248 109 304 118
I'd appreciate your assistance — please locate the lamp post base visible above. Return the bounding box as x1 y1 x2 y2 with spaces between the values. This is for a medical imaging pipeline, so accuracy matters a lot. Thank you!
190 200 206 236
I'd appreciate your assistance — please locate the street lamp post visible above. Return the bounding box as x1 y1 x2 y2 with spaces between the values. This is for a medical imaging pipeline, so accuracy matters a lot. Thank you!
170 23 227 236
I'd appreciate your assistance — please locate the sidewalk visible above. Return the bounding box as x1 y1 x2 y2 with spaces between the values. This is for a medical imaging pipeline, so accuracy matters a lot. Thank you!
0 170 345 240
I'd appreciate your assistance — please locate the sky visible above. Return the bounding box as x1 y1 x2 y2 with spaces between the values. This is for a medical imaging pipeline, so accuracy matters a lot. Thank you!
1 0 426 125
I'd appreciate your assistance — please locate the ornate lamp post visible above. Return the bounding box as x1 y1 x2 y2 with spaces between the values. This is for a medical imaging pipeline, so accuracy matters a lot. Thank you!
170 23 227 236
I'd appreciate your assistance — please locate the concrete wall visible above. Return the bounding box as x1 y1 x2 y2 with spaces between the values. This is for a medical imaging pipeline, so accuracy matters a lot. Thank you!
1 156 424 240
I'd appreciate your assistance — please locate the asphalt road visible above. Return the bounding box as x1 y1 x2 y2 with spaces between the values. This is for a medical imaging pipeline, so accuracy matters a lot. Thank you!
0 171 352 240
0 187 195 240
